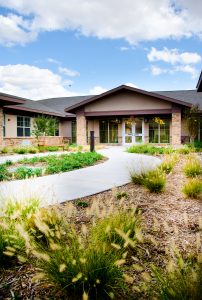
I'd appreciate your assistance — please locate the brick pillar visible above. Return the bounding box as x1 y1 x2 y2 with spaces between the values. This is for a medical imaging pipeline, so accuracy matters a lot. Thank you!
0 108 3 148
172 110 181 145
144 122 149 143
76 112 87 145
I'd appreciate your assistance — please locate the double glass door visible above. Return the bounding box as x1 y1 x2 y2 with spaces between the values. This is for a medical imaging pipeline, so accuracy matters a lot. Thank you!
123 118 144 145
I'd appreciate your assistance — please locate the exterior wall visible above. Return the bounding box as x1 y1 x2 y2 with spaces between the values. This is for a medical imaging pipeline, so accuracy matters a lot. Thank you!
60 120 72 138
0 108 3 147
85 91 172 112
76 113 87 145
171 111 181 145
4 113 34 138
3 136 66 147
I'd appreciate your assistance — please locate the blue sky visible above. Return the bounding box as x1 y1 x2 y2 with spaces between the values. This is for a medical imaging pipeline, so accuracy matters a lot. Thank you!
0 0 201 100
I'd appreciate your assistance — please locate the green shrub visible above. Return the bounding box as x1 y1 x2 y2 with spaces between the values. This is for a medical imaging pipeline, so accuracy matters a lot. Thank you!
177 146 192 154
116 191 128 200
143 169 166 193
13 147 28 154
3 160 13 166
158 155 177 174
76 200 89 208
1 147 10 154
150 255 202 300
0 198 40 268
91 210 142 250
0 164 11 181
45 146 59 152
183 159 202 177
131 171 146 185
14 167 42 180
28 147 38 154
127 144 174 155
182 178 202 199
31 211 127 300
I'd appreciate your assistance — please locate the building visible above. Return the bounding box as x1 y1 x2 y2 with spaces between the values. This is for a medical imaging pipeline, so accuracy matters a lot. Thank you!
0 72 202 147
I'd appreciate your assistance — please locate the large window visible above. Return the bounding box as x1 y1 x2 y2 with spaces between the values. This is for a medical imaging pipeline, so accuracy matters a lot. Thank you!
149 119 170 143
71 120 77 143
17 116 31 137
99 120 118 143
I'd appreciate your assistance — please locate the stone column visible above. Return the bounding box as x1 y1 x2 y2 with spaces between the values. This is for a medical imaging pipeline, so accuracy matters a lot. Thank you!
172 109 181 145
0 108 3 148
76 111 87 145
144 122 149 143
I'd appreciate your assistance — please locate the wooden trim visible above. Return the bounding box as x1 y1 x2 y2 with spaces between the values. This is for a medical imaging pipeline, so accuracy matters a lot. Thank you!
4 105 66 117
84 109 173 117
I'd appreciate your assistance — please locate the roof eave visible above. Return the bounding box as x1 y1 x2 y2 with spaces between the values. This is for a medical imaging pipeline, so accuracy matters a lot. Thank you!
4 105 66 118
65 85 192 113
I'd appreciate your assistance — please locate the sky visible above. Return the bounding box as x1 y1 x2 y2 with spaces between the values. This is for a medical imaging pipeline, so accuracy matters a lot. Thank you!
0 0 202 100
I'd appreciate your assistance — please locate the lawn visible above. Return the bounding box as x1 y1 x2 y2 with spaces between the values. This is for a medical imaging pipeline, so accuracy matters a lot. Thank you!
0 151 103 181
0 152 201 299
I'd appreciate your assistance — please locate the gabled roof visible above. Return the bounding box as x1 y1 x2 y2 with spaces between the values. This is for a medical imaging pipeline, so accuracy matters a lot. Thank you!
38 96 93 115
196 71 202 92
65 85 192 113
0 92 26 106
156 90 202 111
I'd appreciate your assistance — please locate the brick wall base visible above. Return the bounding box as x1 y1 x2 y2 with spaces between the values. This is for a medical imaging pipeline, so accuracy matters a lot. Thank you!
2 136 66 148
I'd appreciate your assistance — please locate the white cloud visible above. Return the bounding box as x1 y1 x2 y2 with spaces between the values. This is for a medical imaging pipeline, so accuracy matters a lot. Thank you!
47 58 60 65
148 47 201 65
125 82 139 88
58 67 80 77
0 64 77 99
0 14 36 46
120 46 129 51
0 0 202 45
150 64 198 79
89 86 107 95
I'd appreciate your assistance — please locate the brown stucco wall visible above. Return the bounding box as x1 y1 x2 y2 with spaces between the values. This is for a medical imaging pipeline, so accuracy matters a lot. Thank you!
84 91 172 112
60 120 72 138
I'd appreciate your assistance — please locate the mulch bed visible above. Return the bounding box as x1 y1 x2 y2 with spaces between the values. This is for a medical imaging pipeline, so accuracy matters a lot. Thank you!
0 154 201 299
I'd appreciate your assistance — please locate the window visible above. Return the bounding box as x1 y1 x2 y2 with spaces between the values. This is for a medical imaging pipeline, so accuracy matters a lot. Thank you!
149 119 170 143
71 120 77 143
17 116 31 137
3 114 6 137
99 120 118 143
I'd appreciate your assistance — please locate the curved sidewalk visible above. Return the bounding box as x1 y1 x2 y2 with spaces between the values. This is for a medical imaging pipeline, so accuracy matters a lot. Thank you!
0 147 161 207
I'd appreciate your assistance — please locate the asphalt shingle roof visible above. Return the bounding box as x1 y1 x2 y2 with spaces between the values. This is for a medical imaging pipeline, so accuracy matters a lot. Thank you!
155 90 202 110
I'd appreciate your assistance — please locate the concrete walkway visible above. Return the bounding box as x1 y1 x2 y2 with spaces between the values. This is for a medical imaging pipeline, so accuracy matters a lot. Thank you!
0 147 161 207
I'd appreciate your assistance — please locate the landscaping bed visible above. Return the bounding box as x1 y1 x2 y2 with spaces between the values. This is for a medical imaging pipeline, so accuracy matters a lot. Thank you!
0 152 201 299
0 151 104 181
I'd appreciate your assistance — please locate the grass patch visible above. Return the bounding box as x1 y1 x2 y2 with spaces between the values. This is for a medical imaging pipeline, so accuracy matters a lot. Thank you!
76 200 89 208
116 191 128 200
183 158 202 177
0 165 11 181
182 178 202 199
143 169 166 193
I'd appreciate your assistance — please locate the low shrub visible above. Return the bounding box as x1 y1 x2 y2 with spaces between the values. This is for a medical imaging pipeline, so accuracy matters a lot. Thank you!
127 144 174 155
116 191 128 200
28 147 38 154
14 166 42 180
158 154 178 174
0 198 40 268
13 147 28 154
183 159 202 177
177 146 192 154
150 254 202 300
0 164 11 181
182 178 202 199
143 169 166 193
3 160 13 166
91 209 142 250
1 147 10 154
76 200 89 208
45 146 60 152
131 171 146 185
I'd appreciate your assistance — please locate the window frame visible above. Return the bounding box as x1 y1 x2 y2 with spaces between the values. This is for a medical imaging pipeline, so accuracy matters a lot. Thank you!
149 119 170 144
17 115 31 137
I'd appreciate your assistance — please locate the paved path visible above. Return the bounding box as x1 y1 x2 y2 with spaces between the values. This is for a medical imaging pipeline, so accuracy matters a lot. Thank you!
0 147 161 207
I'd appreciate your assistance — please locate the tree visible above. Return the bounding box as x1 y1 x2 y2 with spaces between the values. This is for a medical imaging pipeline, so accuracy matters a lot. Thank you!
33 115 59 138
184 104 200 143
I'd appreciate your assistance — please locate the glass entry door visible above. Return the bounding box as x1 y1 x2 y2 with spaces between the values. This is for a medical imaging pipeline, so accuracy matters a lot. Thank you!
122 118 144 145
